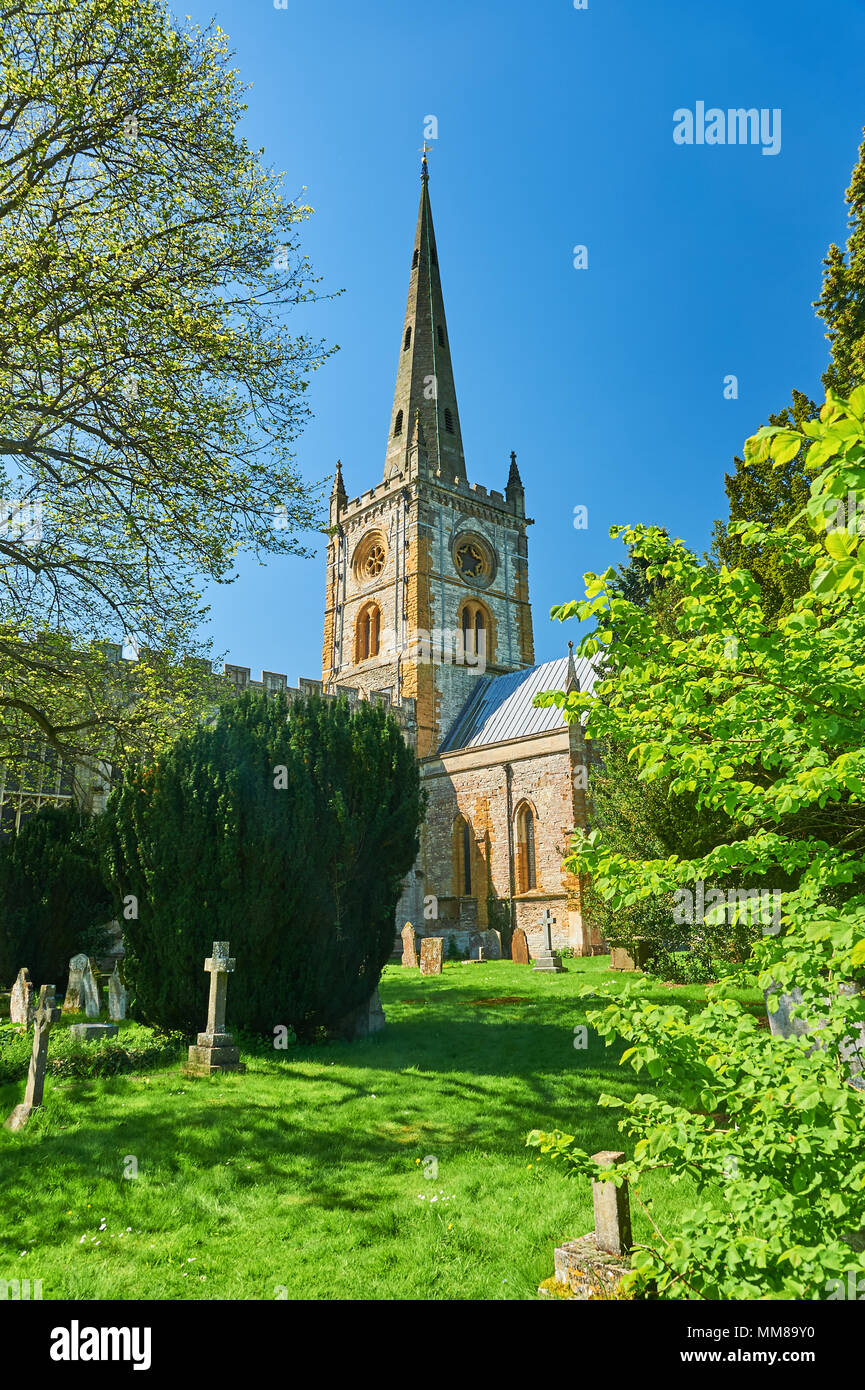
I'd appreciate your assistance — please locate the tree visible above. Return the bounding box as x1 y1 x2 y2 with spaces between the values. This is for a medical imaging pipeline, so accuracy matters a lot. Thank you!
585 548 752 978
0 0 332 782
714 128 865 616
712 389 818 620
530 388 865 1298
0 805 113 989
101 691 423 1039
817 126 865 396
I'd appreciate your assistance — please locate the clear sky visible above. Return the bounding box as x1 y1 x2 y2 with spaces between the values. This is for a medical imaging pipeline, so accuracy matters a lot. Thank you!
183 0 865 680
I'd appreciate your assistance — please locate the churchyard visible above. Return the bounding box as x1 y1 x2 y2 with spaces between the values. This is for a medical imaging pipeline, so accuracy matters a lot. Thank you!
0 956 761 1301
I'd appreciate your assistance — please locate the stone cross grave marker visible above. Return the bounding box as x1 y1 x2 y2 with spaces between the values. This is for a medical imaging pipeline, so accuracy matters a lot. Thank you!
186 941 245 1076
547 1150 633 1299
5 986 61 1131
10 967 34 1026
541 909 555 952
533 910 565 974
511 927 530 965
108 963 128 1021
62 953 89 1013
419 937 443 976
401 922 418 968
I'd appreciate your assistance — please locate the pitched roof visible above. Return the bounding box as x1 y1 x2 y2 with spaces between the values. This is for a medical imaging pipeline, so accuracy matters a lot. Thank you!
439 653 597 753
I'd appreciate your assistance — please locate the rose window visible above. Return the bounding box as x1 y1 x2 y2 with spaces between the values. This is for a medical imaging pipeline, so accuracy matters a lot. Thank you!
362 543 385 578
456 541 486 579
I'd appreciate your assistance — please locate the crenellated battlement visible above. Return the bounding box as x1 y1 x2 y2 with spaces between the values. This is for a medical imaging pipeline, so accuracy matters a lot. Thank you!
223 664 417 731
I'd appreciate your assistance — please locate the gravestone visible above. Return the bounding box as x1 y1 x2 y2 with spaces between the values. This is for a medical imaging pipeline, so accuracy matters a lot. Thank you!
469 932 485 961
532 910 565 975
186 941 246 1076
419 937 443 977
481 929 502 960
62 953 89 1013
401 922 418 968
542 1151 633 1300
10 968 34 1026
609 943 651 971
108 963 129 1021
766 980 865 1092
68 1023 118 1042
336 986 387 1040
5 986 61 1131
81 958 101 1018
511 927 530 965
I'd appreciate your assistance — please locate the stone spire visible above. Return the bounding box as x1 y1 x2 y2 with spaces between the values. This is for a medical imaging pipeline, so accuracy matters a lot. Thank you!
506 450 525 516
329 458 346 525
566 639 580 694
384 158 466 482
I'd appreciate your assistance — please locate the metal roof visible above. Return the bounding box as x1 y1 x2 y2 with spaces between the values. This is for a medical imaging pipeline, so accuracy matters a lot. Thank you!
439 653 597 753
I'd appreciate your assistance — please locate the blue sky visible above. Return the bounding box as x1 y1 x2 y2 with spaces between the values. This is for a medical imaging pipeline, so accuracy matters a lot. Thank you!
185 0 865 679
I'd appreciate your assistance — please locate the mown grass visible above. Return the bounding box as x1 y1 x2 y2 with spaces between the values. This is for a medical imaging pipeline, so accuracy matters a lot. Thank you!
0 957 761 1300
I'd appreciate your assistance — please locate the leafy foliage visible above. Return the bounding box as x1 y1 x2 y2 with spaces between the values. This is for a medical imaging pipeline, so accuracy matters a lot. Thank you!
101 691 423 1039
530 389 865 1299
0 805 113 989
713 390 818 620
0 0 332 778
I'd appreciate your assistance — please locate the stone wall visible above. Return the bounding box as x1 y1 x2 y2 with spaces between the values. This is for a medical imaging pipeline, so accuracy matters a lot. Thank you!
416 729 598 951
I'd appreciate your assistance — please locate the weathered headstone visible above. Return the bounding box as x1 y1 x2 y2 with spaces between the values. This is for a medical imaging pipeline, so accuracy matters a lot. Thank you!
511 927 530 964
542 1151 632 1300
108 963 129 1021
5 986 61 1131
81 958 101 1018
401 922 418 968
62 953 89 1013
186 941 246 1076
532 910 565 975
469 931 485 961
68 1022 118 1042
609 942 651 971
336 986 387 1040
419 937 443 977
10 968 34 1026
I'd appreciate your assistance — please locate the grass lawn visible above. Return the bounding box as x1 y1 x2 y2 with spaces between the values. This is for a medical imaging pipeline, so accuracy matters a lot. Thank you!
0 956 762 1300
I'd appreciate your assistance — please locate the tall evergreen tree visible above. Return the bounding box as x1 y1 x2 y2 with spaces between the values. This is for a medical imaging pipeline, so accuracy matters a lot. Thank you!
101 692 423 1038
714 128 865 615
0 806 112 989
817 125 865 395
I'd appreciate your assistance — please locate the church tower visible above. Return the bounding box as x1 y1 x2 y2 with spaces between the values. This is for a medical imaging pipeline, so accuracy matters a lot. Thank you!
321 155 535 757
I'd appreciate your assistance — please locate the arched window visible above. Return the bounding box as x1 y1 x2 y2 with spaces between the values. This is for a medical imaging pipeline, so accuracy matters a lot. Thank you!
412 248 419 268
515 803 537 893
404 326 412 350
394 409 404 437
444 408 454 434
459 601 491 661
355 602 381 662
453 815 472 896
437 325 444 346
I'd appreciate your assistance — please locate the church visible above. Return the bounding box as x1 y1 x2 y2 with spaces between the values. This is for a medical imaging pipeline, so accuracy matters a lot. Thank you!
226 156 604 961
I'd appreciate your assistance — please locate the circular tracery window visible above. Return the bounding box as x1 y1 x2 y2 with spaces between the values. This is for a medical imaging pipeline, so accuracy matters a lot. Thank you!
353 531 388 583
454 534 495 586
363 542 385 578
